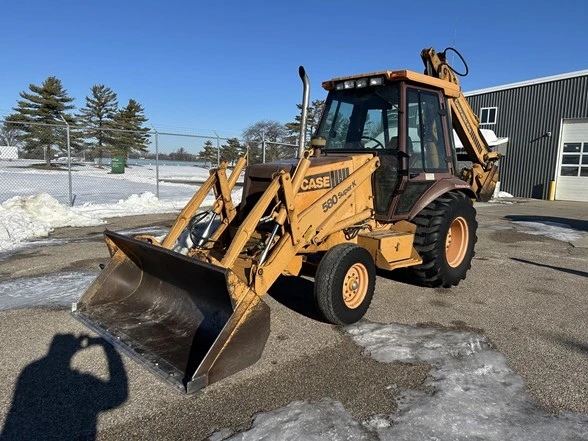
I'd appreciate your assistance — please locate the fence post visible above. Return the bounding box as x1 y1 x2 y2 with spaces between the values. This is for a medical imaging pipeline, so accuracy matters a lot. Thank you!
153 128 160 199
59 115 73 207
262 131 266 163
214 132 221 167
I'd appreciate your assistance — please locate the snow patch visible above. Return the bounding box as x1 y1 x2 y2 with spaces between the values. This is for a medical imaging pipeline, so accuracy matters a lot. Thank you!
74 191 187 219
513 221 584 242
213 399 372 441
212 323 588 440
346 322 588 440
0 272 97 310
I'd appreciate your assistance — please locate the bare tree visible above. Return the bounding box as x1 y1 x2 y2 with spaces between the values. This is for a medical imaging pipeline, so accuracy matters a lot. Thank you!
0 122 22 147
242 120 289 163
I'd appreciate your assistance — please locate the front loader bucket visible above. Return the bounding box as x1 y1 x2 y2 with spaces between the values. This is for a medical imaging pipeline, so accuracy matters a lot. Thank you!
72 231 270 394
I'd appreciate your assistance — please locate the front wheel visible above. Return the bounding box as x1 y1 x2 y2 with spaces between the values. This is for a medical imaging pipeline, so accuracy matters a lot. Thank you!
408 191 478 287
314 244 376 325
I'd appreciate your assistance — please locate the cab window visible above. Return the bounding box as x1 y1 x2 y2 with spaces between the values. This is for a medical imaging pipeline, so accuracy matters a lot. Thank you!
406 88 448 173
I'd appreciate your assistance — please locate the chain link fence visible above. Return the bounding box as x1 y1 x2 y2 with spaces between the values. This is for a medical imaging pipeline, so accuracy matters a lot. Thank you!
0 120 300 207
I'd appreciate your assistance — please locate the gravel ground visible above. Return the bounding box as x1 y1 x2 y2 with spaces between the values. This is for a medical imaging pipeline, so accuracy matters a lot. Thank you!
0 200 586 440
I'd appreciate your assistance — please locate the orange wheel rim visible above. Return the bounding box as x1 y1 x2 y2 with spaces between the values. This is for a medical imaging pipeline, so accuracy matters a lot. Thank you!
446 216 469 268
342 263 368 309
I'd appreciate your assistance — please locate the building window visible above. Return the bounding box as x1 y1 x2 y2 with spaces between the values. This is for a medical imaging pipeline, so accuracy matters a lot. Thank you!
560 142 588 177
480 107 497 125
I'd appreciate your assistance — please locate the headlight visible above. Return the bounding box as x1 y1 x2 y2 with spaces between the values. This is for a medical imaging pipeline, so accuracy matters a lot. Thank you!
355 78 367 88
344 80 355 89
369 77 384 86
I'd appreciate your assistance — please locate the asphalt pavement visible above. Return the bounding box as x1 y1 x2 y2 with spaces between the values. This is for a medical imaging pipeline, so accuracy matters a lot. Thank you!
0 199 586 440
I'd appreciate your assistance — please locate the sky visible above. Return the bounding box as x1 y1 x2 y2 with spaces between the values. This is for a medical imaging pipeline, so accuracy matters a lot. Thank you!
1 0 587 141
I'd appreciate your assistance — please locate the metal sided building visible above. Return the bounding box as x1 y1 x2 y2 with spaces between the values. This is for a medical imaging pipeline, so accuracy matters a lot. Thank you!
464 70 588 201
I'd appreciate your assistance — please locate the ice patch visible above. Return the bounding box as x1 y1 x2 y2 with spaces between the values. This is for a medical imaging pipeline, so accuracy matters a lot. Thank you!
212 399 372 441
0 272 97 311
513 221 584 242
212 323 588 440
347 322 588 440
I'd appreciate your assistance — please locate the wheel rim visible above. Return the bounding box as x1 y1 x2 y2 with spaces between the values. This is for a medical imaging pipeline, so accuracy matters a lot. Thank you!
342 263 369 309
445 216 469 268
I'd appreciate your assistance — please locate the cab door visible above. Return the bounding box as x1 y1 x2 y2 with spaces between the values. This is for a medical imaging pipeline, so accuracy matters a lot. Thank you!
391 86 451 217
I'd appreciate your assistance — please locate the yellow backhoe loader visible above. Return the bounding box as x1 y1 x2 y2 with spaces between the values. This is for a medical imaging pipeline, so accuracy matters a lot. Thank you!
73 47 503 393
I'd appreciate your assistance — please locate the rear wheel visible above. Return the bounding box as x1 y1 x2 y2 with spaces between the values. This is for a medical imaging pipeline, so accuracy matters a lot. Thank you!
314 244 376 325
408 191 477 287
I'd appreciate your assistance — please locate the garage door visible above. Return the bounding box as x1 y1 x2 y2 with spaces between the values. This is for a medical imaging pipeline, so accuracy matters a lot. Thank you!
555 119 588 202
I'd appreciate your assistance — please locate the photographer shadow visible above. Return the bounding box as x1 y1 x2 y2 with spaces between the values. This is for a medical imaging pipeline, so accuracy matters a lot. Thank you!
1 334 128 441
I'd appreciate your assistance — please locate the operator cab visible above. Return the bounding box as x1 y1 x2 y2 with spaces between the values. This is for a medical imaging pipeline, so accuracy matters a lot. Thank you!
317 70 459 220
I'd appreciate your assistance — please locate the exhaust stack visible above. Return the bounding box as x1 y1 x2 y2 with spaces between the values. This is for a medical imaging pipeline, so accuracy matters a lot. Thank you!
298 66 310 158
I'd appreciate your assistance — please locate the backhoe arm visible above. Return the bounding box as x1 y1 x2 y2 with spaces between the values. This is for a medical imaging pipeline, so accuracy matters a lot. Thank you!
421 48 501 202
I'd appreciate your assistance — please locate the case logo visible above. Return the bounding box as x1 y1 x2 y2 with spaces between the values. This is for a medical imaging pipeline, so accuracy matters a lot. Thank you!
299 168 349 192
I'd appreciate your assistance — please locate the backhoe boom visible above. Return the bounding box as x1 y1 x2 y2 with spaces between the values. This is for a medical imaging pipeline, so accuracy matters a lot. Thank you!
421 48 501 201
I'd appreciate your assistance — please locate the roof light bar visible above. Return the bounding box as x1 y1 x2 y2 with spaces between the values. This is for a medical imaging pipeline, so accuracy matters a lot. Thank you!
334 76 386 90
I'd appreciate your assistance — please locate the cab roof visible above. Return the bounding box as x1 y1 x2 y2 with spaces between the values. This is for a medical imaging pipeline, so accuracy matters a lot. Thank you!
322 69 461 98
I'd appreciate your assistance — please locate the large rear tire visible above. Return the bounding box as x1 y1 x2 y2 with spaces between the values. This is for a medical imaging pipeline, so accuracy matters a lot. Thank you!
314 244 376 325
408 191 477 287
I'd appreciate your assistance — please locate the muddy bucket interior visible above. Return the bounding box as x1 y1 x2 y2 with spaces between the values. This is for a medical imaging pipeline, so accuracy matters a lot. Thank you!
73 231 270 394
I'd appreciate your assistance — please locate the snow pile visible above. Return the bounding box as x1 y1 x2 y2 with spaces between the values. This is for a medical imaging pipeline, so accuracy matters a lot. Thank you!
0 194 103 252
495 191 513 198
514 221 584 242
0 189 242 253
212 323 588 440
0 272 97 311
75 191 186 219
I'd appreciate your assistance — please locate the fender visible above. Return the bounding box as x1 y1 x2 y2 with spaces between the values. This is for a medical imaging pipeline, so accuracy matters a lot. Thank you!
407 177 476 221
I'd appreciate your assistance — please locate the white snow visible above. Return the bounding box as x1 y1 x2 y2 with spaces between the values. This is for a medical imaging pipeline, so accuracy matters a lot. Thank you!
0 192 186 252
513 221 584 242
0 194 103 252
0 159 239 205
0 160 242 253
219 399 371 441
211 323 588 441
0 272 97 311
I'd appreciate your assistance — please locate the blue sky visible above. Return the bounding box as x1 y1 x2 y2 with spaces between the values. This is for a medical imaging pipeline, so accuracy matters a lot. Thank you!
1 0 587 141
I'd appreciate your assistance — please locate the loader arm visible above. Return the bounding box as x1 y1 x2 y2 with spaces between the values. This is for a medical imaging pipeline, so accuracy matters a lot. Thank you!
421 48 501 202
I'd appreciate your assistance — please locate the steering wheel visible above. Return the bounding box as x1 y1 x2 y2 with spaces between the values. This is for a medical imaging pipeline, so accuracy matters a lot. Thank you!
360 136 385 149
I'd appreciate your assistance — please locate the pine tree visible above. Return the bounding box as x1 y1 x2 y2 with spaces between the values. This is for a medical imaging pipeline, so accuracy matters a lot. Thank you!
197 140 218 168
6 76 76 166
285 99 325 146
78 85 118 167
111 99 150 163
220 138 242 166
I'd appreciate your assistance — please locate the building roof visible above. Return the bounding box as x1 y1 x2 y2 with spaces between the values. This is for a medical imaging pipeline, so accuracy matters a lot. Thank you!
464 69 588 96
